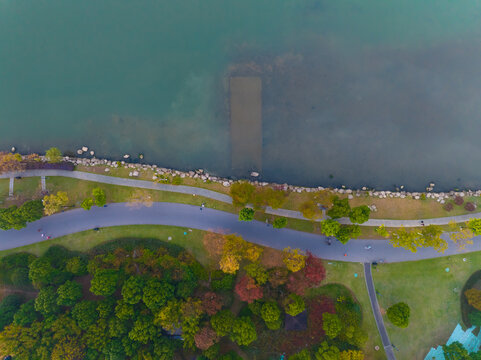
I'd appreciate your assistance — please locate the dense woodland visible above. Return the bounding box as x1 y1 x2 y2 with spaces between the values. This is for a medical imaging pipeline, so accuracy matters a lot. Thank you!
0 235 367 359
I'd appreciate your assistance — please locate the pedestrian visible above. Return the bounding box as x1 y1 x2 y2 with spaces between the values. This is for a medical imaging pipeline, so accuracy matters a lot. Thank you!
344 253 347 257
41 233 45 238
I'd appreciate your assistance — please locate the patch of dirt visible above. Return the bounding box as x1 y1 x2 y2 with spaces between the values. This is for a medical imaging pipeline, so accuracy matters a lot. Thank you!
76 275 104 301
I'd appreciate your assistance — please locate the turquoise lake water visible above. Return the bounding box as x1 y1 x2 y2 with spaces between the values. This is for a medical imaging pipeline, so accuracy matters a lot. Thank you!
2 0 481 190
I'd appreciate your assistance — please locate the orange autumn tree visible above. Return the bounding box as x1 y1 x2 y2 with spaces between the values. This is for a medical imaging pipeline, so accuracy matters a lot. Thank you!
282 247 306 273
219 234 263 274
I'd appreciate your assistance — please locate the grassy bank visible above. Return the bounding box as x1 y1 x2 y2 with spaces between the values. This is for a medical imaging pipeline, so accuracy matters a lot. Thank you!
372 251 481 360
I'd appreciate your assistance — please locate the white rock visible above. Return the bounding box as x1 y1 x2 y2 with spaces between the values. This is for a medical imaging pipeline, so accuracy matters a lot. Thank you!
104 168 110 172
180 174 185 178
11 147 15 152
123 154 130 159
348 195 354 199
414 195 420 199
82 146 88 152
132 171 139 177
77 150 83 155
223 181 230 187
250 172 259 177
128 172 132 177
90 151 95 156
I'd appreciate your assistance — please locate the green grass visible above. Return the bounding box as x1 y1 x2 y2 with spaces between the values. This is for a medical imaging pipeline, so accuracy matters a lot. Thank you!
0 179 8 203
307 261 384 360
372 251 481 360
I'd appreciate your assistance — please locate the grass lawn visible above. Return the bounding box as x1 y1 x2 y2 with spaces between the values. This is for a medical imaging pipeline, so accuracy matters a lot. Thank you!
372 251 481 360
0 179 8 203
308 261 385 360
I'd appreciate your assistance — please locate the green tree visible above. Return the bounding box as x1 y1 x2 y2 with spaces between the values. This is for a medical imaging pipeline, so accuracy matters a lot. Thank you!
387 302 410 328
390 225 447 253
327 197 351 219
284 293 305 316
72 301 99 330
43 191 69 216
115 299 137 320
336 225 361 244
230 182 255 207
0 206 26 230
210 309 235 337
261 301 282 330
65 256 87 276
289 349 312 360
90 269 119 296
92 188 106 207
81 198 94 210
321 219 341 237
34 286 59 316
468 218 481 235
469 311 481 326
375 225 390 238
273 217 287 229
300 201 322 220
45 147 62 163
96 298 115 319
244 263 268 285
442 341 470 360
0 295 22 330
57 280 82 306
142 278 175 311
315 341 340 360
13 300 38 326
154 299 181 331
323 313 342 339
108 316 128 338
348 205 371 224
51 336 85 360
121 276 144 305
230 316 257 346
17 200 44 223
128 315 157 344
239 207 255 221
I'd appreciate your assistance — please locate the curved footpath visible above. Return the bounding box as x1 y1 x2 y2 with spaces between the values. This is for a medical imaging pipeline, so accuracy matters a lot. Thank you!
0 202 478 263
2 169 481 227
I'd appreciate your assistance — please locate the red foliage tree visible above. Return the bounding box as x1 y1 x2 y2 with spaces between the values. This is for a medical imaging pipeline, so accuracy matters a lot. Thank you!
201 292 223 316
304 252 326 287
235 275 263 303
286 271 310 296
194 325 219 350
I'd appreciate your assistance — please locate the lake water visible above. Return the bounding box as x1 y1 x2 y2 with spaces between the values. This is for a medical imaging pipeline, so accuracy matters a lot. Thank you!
2 0 481 191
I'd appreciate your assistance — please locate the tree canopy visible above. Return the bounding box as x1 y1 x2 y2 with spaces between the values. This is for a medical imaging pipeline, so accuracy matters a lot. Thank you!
238 207 255 221
45 147 62 163
387 302 410 328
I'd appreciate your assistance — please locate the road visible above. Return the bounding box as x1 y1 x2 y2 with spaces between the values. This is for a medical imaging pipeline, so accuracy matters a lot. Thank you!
2 169 481 227
364 263 396 360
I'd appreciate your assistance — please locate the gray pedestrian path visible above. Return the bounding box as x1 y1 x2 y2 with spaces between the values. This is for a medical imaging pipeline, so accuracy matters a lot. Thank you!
41 176 46 191
8 177 13 197
2 169 481 227
364 263 396 360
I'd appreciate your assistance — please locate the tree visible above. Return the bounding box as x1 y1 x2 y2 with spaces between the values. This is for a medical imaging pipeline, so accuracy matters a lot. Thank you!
239 207 255 221
56 280 82 306
387 302 410 328
340 350 364 360
442 341 470 360
121 276 144 305
300 201 321 220
327 197 351 219
469 311 481 326
128 315 157 344
245 243 263 262
230 317 257 346
284 294 305 316
72 301 98 330
0 206 26 230
219 253 241 274
28 257 55 287
51 336 85 360
230 182 255 207
115 299 136 320
92 188 106 207
0 295 22 330
96 298 115 319
154 300 181 331
34 286 59 316
17 200 44 223
142 279 174 311
13 300 38 326
194 325 219 350
468 218 481 236
43 191 69 216
283 247 306 272
244 263 268 285
0 152 25 173
304 252 326 286
273 217 287 229
465 288 481 311
81 198 94 210
315 341 340 360
289 349 312 360
201 292 223 316
321 219 340 237
390 225 447 253
90 269 119 296
261 301 281 330
336 225 361 244
235 276 263 303
65 257 87 276
348 205 370 224
375 225 389 238
322 313 342 339
45 147 62 163
269 267 289 288
210 309 235 337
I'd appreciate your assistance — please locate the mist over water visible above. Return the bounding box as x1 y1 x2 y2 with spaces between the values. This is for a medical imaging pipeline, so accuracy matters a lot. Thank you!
1 0 481 190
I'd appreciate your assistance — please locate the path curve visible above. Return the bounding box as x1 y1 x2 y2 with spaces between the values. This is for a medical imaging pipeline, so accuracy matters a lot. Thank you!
2 169 481 227
364 263 396 360
0 202 478 263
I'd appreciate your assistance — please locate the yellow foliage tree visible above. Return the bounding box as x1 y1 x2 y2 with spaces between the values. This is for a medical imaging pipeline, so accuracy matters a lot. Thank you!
449 221 474 249
340 349 365 360
43 191 69 216
245 243 263 262
465 288 481 311
299 201 322 220
389 225 447 253
223 234 246 258
282 247 306 272
219 254 241 274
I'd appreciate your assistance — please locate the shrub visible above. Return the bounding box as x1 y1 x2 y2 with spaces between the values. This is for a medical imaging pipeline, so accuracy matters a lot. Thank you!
92 188 106 207
386 302 410 328
454 196 464 205
348 205 371 224
0 294 22 330
469 311 481 327
45 147 62 163
300 201 321 220
327 197 351 219
420 193 426 200
443 202 454 212
273 217 287 229
465 202 476 211
322 313 342 338
284 294 305 316
465 288 481 311
261 301 281 329
238 208 254 222
230 182 255 207
81 198 94 210
171 176 183 185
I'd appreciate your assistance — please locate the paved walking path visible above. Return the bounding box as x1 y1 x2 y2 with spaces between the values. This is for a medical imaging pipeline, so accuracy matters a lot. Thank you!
41 176 46 191
364 263 396 360
2 169 481 227
8 177 13 197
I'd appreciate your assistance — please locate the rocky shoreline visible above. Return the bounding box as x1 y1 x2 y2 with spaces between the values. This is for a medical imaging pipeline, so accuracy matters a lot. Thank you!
63 155 480 209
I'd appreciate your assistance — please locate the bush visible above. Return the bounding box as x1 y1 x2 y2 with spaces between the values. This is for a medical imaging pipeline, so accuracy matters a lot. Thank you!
273 217 287 229
45 147 62 163
469 311 481 327
92 188 106 207
443 202 454 212
465 202 476 211
348 205 371 224
0 294 22 330
81 198 94 210
171 176 183 185
211 273 236 291
454 196 464 205
230 182 255 207
284 294 305 316
238 208 254 222
327 197 351 219
387 302 410 328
